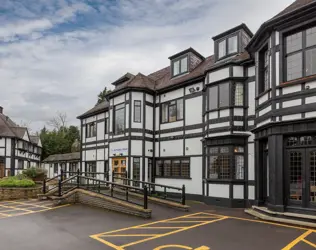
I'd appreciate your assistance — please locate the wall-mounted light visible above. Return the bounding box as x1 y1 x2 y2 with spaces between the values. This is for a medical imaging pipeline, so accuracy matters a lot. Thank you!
306 86 310 90
186 147 189 151
189 87 196 93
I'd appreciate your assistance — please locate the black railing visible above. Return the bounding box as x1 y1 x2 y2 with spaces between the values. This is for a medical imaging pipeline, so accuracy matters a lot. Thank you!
43 173 148 209
113 172 186 206
43 175 60 194
60 169 109 182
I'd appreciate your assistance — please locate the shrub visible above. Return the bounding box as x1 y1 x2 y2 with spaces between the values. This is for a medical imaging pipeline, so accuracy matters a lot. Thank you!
22 167 47 179
0 176 36 188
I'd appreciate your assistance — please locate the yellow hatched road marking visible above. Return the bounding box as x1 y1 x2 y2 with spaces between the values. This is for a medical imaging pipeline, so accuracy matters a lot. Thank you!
282 230 313 250
91 212 227 249
0 204 33 212
302 239 316 248
6 200 51 209
102 234 159 237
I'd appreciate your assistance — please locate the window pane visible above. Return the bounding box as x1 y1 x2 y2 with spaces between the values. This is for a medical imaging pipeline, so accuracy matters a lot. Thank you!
156 160 163 176
235 155 244 180
306 48 316 77
219 155 230 179
219 83 229 107
105 118 108 134
172 160 181 177
180 57 188 73
177 99 183 120
209 147 218 154
162 103 168 123
133 158 140 186
287 52 302 81
234 146 244 153
134 101 141 123
115 107 125 134
164 160 171 177
181 160 190 178
307 27 316 47
209 86 218 110
169 105 177 122
228 36 238 54
218 40 226 58
286 32 302 54
209 156 219 179
173 60 180 76
234 83 243 106
220 147 229 153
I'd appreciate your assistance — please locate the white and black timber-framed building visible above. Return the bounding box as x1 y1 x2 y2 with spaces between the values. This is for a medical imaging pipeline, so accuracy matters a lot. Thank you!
0 106 42 177
77 0 316 214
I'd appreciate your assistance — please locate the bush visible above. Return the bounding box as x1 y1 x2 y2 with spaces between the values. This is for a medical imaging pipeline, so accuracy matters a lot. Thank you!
22 167 47 179
0 176 36 188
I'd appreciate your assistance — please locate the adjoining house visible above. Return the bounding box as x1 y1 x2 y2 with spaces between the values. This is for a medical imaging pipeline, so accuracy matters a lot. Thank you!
76 0 316 214
42 152 80 178
0 106 42 177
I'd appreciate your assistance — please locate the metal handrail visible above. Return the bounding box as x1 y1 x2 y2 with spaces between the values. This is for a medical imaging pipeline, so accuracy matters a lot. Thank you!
113 173 186 205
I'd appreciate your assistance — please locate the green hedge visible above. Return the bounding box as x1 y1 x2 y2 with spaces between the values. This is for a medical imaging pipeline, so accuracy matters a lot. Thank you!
0 175 36 188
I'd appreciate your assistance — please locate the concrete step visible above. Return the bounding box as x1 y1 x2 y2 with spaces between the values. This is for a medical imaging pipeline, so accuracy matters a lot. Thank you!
245 208 316 228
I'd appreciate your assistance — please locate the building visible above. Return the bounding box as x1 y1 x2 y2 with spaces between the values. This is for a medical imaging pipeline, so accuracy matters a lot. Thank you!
77 0 316 214
0 106 42 177
42 152 80 178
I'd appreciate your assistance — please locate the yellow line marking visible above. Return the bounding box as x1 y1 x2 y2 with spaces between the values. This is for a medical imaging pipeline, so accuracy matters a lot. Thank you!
0 212 10 217
282 230 313 250
120 217 227 248
165 221 212 223
302 239 316 248
0 204 33 212
153 245 192 250
90 235 124 250
134 227 185 229
6 201 51 209
102 234 158 237
203 212 316 232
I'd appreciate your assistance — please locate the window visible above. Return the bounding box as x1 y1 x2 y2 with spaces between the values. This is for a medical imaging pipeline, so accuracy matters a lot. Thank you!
133 158 140 186
17 160 23 169
285 26 316 81
69 163 78 176
86 162 96 177
104 160 109 173
172 56 188 77
134 100 141 123
228 36 238 54
218 35 238 59
259 46 269 94
148 159 153 182
234 83 244 106
218 40 226 58
114 103 125 135
155 158 190 178
207 83 230 110
208 146 244 180
54 163 58 174
86 122 96 138
105 118 108 134
161 99 183 123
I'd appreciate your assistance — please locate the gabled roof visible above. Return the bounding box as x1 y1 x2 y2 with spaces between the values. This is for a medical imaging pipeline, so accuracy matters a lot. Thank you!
212 23 253 41
77 100 110 119
272 0 315 20
10 127 27 139
168 47 205 61
42 152 80 163
30 135 40 145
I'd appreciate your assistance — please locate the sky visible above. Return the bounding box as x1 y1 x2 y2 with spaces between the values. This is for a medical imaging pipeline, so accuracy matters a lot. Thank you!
0 0 295 132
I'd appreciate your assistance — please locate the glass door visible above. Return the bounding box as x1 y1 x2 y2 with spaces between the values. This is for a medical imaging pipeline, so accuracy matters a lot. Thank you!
287 149 305 207
306 148 316 208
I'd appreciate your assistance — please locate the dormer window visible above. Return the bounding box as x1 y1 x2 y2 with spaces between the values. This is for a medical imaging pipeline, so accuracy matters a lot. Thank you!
217 35 238 60
172 56 188 77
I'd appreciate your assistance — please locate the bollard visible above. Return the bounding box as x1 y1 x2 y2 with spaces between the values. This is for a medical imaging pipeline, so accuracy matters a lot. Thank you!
144 185 148 209
43 178 46 194
58 179 62 197
182 184 186 205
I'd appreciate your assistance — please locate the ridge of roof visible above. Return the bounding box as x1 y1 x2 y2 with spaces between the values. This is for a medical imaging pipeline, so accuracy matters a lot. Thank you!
42 152 80 162
0 113 19 137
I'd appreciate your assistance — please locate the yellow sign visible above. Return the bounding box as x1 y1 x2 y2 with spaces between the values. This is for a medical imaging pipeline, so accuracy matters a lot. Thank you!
153 245 210 250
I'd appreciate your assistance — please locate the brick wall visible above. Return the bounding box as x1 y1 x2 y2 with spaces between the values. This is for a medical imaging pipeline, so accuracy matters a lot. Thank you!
52 189 152 218
0 186 42 200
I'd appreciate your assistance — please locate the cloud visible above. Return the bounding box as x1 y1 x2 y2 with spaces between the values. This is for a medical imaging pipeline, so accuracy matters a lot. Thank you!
0 0 295 131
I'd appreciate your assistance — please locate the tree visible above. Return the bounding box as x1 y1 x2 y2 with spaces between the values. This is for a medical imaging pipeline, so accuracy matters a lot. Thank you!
97 86 112 104
39 125 80 160
47 112 67 131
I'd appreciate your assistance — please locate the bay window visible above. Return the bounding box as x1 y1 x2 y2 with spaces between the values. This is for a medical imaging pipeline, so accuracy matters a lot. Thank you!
208 146 244 180
161 98 183 123
208 82 230 110
114 103 125 135
285 25 316 81
234 83 244 106
86 122 96 138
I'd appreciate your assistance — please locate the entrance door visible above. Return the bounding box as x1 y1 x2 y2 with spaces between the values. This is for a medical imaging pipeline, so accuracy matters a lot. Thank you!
286 147 316 208
112 158 126 183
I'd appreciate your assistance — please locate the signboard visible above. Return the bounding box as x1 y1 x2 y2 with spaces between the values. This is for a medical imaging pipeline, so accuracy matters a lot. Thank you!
110 147 128 156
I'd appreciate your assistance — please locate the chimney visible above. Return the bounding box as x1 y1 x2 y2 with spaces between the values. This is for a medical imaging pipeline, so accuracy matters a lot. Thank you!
0 106 3 114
